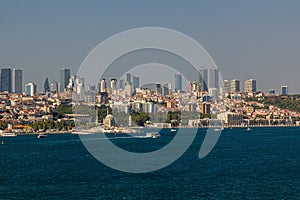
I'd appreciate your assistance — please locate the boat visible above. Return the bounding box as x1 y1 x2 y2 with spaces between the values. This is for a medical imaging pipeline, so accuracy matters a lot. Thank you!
246 127 251 131
37 133 48 139
146 132 161 139
170 129 177 132
0 132 17 137
214 128 221 131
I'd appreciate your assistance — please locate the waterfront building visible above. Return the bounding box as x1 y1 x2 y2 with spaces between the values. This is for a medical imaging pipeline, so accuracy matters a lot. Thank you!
281 86 288 96
1 68 12 93
25 82 37 96
231 79 240 93
244 79 257 93
12 68 22 94
103 114 116 128
60 68 71 93
174 74 182 92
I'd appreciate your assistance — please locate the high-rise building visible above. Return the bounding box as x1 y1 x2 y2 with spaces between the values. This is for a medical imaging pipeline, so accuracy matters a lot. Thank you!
223 80 230 94
244 79 257 93
12 68 23 94
132 76 140 92
199 67 209 92
60 68 71 93
1 68 12 93
44 77 50 93
98 78 107 92
231 79 240 93
174 74 182 92
281 86 288 96
25 82 37 96
208 67 219 90
126 73 132 85
162 83 169 96
119 79 125 90
155 83 162 94
109 78 117 93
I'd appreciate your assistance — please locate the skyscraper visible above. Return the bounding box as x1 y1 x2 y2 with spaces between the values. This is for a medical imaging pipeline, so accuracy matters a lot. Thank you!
244 79 257 93
101 79 107 92
0 68 12 93
60 68 71 93
132 76 140 92
119 79 125 90
199 67 208 92
25 82 37 96
126 73 132 85
208 67 219 90
223 80 230 94
231 79 240 93
281 86 288 96
44 77 50 93
174 74 182 92
12 68 23 94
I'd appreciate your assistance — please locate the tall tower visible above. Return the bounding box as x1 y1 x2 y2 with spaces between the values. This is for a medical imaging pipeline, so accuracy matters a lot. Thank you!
44 77 50 93
223 80 230 94
244 79 257 93
12 68 23 94
60 68 71 93
231 79 240 93
208 67 219 90
199 67 208 92
0 68 12 93
174 74 182 92
132 76 140 92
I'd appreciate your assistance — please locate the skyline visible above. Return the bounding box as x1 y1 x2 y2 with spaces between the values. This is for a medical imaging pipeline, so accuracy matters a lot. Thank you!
0 1 300 93
0 66 290 95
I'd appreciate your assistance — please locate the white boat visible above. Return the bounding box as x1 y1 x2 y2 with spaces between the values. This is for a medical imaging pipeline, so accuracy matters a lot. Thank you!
146 132 161 139
1 132 17 137
246 127 251 131
37 133 48 139
170 129 177 132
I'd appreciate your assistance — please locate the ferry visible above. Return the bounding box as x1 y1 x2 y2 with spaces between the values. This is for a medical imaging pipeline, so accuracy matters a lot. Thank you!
37 133 48 139
0 132 17 137
146 132 161 139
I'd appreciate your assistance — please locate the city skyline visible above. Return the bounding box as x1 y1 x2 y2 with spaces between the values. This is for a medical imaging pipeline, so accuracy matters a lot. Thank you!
0 66 290 96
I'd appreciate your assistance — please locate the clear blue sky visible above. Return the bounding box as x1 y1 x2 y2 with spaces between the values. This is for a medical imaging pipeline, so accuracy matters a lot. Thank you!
0 0 299 93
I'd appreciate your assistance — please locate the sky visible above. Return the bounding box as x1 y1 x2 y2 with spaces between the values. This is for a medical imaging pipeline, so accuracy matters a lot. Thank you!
0 0 299 93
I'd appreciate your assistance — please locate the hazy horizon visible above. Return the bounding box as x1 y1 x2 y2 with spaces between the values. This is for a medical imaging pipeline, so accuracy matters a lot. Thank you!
0 1 299 93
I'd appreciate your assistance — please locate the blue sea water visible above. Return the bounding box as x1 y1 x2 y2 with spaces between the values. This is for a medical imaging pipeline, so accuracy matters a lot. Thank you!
0 127 299 199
